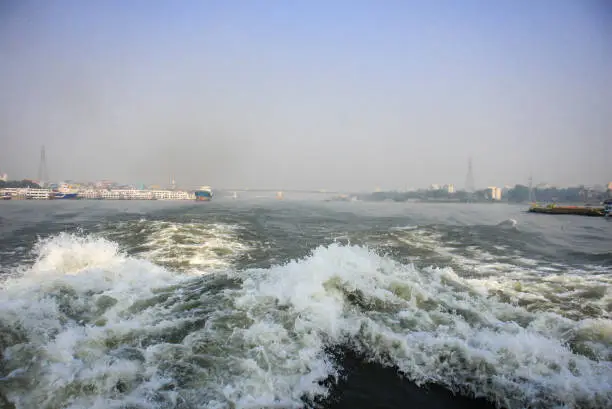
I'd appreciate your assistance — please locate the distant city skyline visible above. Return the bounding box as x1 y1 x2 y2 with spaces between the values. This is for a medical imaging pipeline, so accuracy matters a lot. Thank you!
1 1 610 191
1 155 609 194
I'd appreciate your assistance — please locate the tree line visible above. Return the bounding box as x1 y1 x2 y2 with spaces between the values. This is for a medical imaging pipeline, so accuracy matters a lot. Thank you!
0 180 42 189
360 185 610 203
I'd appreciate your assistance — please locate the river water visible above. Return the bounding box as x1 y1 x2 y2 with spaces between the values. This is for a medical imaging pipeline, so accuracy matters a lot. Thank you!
0 198 610 409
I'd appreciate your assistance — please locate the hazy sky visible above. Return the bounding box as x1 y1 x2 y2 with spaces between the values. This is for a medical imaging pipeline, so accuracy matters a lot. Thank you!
0 0 610 191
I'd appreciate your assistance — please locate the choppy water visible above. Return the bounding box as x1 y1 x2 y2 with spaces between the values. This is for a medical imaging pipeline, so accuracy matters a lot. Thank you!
1 198 611 409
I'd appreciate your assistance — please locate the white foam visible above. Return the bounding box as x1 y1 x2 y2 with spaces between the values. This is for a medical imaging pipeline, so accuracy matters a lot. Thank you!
105 220 249 273
218 244 611 409
391 227 612 320
0 233 188 408
497 218 518 228
390 225 419 231
1 237 610 409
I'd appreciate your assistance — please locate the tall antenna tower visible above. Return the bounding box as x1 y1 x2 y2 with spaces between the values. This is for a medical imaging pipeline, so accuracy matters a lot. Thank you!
37 145 49 186
465 157 475 193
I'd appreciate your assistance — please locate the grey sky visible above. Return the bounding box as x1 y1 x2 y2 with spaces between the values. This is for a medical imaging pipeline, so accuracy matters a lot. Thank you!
0 0 610 191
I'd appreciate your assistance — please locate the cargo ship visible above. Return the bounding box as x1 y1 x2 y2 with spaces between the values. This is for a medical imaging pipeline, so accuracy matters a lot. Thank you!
194 186 213 201
528 203 605 217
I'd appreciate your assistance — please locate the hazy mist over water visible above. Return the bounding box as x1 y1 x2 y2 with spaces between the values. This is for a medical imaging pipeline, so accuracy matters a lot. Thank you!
0 0 610 190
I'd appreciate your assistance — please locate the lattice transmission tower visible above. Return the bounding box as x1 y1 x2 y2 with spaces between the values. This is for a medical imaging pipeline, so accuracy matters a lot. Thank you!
465 157 475 193
37 145 49 186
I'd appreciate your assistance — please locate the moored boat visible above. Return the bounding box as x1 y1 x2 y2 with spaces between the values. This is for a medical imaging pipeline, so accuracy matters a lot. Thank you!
195 186 213 201
52 183 80 199
528 203 605 217
52 192 79 199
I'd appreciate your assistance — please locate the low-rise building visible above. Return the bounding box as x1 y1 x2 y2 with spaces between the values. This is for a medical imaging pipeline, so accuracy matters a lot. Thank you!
0 188 51 199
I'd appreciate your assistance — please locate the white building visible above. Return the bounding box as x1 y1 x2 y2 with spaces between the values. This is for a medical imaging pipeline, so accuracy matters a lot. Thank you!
151 190 193 200
28 189 52 199
0 173 7 182
0 188 17 197
0 188 51 199
486 186 502 201
79 189 103 199
78 189 193 200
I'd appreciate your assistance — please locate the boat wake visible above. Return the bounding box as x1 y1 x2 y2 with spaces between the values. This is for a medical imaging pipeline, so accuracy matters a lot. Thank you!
102 219 250 273
1 233 610 409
